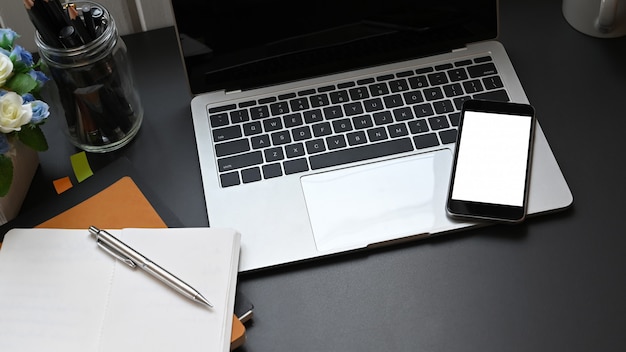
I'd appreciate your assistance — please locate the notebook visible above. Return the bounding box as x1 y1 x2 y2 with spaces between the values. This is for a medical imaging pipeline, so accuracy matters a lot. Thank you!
170 0 573 272
0 227 240 352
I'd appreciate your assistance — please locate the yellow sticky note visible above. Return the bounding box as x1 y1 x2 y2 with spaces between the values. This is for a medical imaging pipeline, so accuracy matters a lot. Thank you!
52 176 73 194
70 151 94 182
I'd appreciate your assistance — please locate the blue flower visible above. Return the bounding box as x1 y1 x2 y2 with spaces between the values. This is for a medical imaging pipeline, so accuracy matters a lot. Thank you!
29 69 50 88
30 100 50 124
22 93 34 103
0 29 18 51
0 133 9 154
10 45 34 67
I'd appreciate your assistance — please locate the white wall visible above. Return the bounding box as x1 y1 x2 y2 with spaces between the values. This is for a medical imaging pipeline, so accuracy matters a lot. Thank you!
0 0 175 52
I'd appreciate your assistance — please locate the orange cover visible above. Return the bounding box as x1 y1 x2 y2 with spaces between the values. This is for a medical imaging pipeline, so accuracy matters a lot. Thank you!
36 176 167 229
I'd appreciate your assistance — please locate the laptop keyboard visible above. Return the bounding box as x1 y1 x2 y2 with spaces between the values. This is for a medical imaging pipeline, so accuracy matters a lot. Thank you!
208 55 509 187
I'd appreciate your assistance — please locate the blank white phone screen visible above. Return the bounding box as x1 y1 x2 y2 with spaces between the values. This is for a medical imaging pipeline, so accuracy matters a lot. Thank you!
451 110 532 207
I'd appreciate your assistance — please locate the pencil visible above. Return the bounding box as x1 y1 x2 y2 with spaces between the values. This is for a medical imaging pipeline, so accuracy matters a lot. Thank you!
67 5 92 43
24 0 63 47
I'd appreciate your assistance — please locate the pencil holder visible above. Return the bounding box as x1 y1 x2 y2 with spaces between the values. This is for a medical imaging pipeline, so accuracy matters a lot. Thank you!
35 1 143 153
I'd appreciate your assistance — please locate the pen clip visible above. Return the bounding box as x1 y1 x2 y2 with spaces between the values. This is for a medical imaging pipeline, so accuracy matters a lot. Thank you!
96 240 137 269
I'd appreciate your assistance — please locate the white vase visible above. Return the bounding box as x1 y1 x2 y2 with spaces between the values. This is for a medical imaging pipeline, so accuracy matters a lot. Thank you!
0 140 39 225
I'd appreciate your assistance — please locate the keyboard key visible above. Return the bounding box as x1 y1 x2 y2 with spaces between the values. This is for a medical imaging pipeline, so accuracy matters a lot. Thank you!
209 104 236 113
283 113 303 128
230 109 249 123
439 129 457 144
373 111 393 125
271 130 292 145
363 98 385 112
210 113 229 127
393 107 414 121
220 172 240 187
250 105 270 119
264 147 284 162
388 123 409 138
453 96 472 110
243 121 263 136
474 56 493 63
474 89 509 102
344 102 364 116
310 94 330 107
483 76 504 90
323 105 344 119
368 127 388 142
428 116 450 130
332 119 353 133
349 87 370 100
468 62 498 78
218 151 263 172
413 133 440 149
330 90 350 104
285 143 306 158
251 134 270 149
304 109 324 123
241 167 262 183
284 158 309 174
384 94 405 108
352 115 374 129
427 72 448 85
215 139 250 157
408 119 430 134
263 117 283 132
305 139 326 154
443 83 464 97
347 131 368 145
326 135 347 150
292 126 313 141
403 91 424 104
213 125 242 142
447 68 468 82
408 75 429 89
368 83 389 96
262 163 282 179
270 102 290 115
260 96 278 104
424 87 444 101
388 79 409 93
449 113 461 126
312 122 332 137
463 79 484 93
433 100 454 114
413 103 434 118
290 98 310 111
309 138 414 170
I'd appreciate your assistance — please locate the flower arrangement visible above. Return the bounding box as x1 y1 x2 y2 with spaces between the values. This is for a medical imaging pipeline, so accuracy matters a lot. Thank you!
0 28 50 197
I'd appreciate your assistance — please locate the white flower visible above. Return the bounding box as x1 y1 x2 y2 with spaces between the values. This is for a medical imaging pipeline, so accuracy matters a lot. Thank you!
0 53 13 87
0 91 32 134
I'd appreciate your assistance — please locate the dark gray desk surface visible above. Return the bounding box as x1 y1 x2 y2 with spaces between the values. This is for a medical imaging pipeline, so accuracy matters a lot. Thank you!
6 0 626 350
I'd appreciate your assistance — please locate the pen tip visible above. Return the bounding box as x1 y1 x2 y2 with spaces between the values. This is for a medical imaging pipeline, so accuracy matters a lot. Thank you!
196 294 213 308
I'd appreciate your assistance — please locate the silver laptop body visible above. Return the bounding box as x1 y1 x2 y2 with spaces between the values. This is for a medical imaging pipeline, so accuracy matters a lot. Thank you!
174 0 573 271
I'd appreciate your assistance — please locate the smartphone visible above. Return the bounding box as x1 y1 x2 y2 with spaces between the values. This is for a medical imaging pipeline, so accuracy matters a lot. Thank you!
446 100 536 223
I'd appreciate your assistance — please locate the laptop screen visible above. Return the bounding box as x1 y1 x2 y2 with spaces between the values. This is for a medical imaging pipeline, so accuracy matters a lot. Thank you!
171 0 497 95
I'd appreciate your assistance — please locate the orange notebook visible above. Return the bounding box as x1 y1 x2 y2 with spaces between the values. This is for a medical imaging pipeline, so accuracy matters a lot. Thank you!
2 171 245 349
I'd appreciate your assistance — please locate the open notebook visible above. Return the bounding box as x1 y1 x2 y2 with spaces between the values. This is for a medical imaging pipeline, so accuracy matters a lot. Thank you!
0 227 240 352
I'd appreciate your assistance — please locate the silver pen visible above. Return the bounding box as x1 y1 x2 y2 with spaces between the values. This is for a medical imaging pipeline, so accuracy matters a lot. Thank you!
88 226 213 308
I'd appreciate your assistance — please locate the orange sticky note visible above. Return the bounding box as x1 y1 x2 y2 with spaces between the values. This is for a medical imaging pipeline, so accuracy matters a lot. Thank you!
52 176 73 194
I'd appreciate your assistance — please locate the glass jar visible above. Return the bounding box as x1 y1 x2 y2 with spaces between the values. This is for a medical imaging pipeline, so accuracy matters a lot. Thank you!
35 1 143 153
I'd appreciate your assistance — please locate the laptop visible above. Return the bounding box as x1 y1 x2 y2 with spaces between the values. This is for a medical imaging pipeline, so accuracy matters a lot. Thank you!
170 0 573 272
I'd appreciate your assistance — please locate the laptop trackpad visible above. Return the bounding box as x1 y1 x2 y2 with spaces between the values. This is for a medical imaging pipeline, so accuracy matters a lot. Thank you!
301 149 453 252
